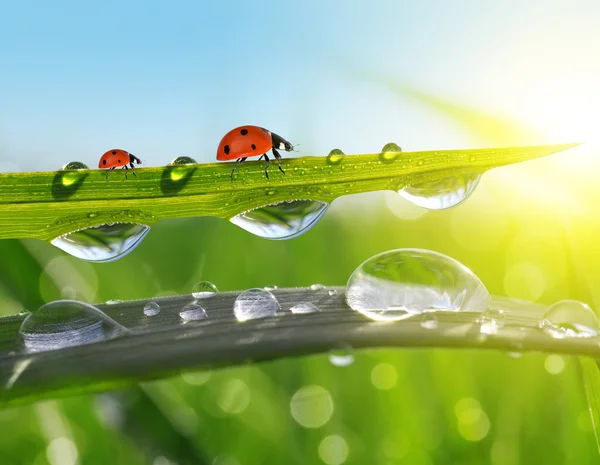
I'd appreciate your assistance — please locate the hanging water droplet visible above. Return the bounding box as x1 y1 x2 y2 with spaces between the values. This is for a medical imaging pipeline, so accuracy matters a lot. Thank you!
264 285 278 291
479 308 505 335
420 313 439 329
326 149 346 165
18 300 127 353
310 284 325 291
143 301 160 316
539 300 598 339
51 223 150 262
346 248 490 322
379 142 402 162
234 289 280 322
179 302 208 321
398 173 481 210
328 349 354 367
191 281 218 299
231 200 329 240
290 302 319 314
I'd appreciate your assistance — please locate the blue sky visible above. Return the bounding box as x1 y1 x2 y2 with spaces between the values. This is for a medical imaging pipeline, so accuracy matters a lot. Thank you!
1 1 598 172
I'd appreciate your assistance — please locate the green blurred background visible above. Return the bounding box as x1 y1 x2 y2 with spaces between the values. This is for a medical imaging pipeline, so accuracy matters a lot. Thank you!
2 0 600 464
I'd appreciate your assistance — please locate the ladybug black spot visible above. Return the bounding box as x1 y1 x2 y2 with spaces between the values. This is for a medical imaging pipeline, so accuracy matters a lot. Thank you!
103 159 107 166
240 128 248 136
251 144 256 150
118 159 121 163
112 151 117 155
224 145 230 155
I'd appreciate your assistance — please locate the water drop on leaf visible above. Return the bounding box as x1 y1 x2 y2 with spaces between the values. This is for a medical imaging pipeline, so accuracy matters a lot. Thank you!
234 289 280 322
346 248 490 321
326 149 346 165
143 301 160 316
18 300 127 353
192 281 218 299
540 300 598 338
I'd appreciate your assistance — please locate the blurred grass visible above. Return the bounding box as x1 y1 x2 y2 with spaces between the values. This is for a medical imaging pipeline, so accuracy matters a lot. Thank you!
0 79 597 465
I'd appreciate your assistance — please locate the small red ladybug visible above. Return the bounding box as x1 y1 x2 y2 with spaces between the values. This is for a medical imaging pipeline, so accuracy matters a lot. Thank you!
98 149 142 180
217 125 294 180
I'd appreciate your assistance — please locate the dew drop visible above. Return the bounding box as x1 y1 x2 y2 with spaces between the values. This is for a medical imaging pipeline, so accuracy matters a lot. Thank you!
143 301 160 316
179 302 208 321
326 149 346 165
328 349 354 367
231 200 329 240
51 223 150 262
191 281 218 299
264 285 278 291
539 300 598 339
290 302 319 314
345 248 490 321
420 313 439 329
328 289 337 296
59 161 88 187
379 142 402 162
18 300 127 353
398 173 481 210
310 284 325 291
234 289 280 322
106 299 123 305
169 156 197 165
479 308 505 335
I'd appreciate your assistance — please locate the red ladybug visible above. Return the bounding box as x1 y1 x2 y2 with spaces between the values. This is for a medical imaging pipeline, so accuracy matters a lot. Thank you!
98 149 142 180
217 125 294 180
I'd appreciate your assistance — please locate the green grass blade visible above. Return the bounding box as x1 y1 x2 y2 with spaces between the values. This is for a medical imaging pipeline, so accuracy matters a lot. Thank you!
580 358 600 453
0 144 579 240
1 289 599 408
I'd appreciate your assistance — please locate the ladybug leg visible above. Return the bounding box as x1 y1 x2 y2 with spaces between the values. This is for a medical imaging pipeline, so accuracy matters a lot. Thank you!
128 159 138 178
261 154 271 180
272 148 286 175
106 167 115 181
230 157 247 181
122 165 129 180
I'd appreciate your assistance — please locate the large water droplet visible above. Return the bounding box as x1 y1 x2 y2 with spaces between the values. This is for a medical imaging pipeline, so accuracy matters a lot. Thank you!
346 248 490 321
539 300 598 339
479 308 505 335
143 302 160 316
192 281 218 299
290 302 319 314
51 223 150 262
18 300 127 353
234 289 280 322
379 142 402 162
231 200 329 240
326 149 345 165
398 173 481 210
168 156 197 182
179 302 208 321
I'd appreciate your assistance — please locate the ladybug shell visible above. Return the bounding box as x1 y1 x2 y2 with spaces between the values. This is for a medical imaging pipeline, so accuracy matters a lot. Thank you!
98 149 131 169
217 126 273 161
